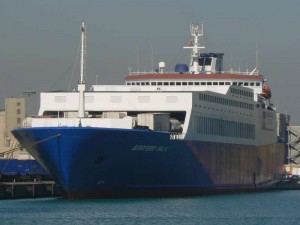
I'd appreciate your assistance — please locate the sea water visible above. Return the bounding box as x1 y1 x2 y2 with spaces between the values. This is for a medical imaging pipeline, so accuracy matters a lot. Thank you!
0 190 299 225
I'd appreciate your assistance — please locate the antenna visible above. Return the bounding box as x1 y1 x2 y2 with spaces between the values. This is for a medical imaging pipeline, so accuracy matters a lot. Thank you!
136 43 139 73
183 23 205 74
151 44 154 73
256 39 259 74
250 40 259 75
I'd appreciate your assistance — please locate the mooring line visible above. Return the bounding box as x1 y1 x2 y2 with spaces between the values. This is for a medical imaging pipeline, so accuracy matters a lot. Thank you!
31 134 61 146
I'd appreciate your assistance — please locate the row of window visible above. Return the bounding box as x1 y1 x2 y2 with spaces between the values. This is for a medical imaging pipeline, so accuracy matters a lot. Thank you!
194 116 255 139
199 93 254 110
230 87 254 98
126 81 261 87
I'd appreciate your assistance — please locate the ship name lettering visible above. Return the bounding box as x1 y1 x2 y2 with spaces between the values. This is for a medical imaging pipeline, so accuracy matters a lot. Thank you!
131 145 168 152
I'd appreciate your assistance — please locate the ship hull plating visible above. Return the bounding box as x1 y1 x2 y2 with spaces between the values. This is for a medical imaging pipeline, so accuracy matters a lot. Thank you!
12 127 285 199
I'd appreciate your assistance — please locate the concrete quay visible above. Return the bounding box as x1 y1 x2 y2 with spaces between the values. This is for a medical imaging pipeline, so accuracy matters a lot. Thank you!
0 180 63 199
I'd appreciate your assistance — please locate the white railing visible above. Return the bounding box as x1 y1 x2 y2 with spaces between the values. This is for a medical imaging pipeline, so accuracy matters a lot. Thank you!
23 117 134 129
128 70 259 76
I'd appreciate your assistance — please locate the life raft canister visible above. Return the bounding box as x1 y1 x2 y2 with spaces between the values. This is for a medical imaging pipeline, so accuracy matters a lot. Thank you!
261 84 272 99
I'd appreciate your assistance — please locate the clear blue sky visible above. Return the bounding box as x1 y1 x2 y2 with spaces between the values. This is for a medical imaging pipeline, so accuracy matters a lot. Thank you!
1 0 300 124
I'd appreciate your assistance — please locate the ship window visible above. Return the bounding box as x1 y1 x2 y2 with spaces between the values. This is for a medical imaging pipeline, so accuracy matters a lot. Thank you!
256 82 260 86
201 82 206 85
151 82 156 85
164 82 169 85
158 82 162 85
195 82 200 85
219 82 224 85
225 82 230 85
138 96 150 103
141 82 145 86
205 58 212 65
170 82 175 85
238 82 243 86
54 96 66 103
188 82 193 85
199 58 204 66
176 82 181 85
233 82 237 85
146 82 150 86
244 82 249 86
207 82 212 85
126 83 131 86
213 82 218 85
182 82 187 85
136 82 140 86
250 82 254 86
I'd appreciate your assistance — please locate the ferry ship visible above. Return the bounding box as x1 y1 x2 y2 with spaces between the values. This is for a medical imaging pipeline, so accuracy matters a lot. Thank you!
12 21 285 199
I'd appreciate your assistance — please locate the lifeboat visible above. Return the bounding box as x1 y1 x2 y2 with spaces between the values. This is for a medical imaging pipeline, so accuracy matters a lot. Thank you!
261 84 272 99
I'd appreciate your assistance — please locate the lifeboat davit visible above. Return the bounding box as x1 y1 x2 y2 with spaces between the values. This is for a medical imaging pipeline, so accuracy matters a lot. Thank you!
261 84 272 99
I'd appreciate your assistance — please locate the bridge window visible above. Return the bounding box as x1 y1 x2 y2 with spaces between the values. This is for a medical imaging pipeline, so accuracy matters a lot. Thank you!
205 58 212 65
151 82 156 85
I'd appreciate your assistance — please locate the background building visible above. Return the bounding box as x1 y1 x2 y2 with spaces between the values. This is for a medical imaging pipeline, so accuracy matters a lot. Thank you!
0 97 32 159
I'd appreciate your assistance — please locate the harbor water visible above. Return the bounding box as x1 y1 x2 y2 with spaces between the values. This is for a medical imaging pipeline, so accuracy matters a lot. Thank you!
0 190 299 225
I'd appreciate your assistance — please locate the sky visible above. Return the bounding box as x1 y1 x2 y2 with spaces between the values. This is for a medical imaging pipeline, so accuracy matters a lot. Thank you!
0 0 300 124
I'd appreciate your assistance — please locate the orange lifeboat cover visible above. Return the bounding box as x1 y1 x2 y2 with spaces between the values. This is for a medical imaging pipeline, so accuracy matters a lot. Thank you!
262 85 272 99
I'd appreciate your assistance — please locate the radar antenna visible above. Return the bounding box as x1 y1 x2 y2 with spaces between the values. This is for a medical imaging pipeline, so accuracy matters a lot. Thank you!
183 23 205 74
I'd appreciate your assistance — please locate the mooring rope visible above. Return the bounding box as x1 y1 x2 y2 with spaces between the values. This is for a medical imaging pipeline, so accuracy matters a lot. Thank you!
0 140 21 178
30 134 61 146
0 133 61 178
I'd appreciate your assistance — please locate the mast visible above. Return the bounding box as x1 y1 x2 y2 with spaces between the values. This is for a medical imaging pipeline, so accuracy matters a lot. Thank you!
183 23 205 74
78 20 86 118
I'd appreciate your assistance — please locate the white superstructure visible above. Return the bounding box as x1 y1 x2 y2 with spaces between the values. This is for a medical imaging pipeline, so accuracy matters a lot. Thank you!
23 23 277 147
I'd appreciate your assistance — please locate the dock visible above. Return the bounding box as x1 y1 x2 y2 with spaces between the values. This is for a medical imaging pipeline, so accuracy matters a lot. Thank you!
0 180 63 199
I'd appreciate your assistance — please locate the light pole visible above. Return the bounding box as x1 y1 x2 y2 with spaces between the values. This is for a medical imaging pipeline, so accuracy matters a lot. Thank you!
23 90 36 116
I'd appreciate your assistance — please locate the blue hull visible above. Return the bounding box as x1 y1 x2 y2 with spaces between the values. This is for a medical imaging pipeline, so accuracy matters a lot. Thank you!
12 127 285 199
